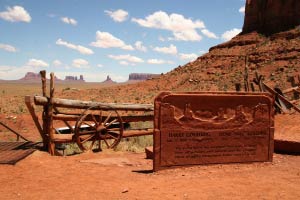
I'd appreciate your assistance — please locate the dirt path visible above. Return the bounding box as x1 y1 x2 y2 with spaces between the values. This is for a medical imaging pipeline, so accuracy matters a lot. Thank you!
0 150 299 200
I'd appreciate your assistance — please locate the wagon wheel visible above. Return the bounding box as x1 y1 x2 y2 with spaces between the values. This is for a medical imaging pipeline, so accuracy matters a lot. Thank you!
74 106 123 152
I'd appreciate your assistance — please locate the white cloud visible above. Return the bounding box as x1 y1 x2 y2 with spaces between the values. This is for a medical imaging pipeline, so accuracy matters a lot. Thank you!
52 59 62 67
201 29 218 39
0 65 34 80
26 59 49 68
119 61 129 66
108 54 144 63
72 59 90 69
132 11 205 41
56 38 94 55
104 9 128 22
134 41 147 52
179 53 198 61
0 5 31 23
239 6 245 13
221 28 242 41
153 44 177 55
147 59 174 65
90 31 134 50
97 64 103 68
171 29 202 41
61 17 77 26
0 43 17 52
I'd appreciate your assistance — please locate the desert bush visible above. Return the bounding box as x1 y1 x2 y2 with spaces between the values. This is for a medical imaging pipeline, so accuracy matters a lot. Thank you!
116 135 153 153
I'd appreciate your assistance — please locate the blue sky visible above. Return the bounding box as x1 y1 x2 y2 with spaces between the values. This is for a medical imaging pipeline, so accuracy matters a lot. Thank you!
0 0 246 82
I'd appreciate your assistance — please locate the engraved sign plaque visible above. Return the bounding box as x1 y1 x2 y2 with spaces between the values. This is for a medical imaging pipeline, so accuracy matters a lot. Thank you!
153 92 274 171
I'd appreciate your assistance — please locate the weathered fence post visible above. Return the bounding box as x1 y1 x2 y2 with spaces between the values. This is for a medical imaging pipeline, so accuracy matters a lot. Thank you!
48 73 55 155
40 70 49 150
288 76 299 100
235 83 241 92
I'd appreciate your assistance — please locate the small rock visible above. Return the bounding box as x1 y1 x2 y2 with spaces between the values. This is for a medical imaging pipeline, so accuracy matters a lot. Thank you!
122 189 129 193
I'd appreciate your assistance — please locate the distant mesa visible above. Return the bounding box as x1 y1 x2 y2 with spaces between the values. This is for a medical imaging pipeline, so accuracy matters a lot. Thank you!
128 73 160 81
101 75 116 84
19 72 85 82
20 72 61 81
65 75 84 82
20 72 41 81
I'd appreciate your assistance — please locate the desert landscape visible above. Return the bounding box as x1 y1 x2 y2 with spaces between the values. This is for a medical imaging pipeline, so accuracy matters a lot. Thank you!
1 0 300 199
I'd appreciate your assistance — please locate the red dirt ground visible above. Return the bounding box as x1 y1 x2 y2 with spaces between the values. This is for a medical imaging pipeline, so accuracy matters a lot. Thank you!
0 113 299 199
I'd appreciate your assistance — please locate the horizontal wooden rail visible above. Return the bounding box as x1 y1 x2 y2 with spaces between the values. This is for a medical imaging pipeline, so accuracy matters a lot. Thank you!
53 113 153 122
0 121 30 142
34 96 154 111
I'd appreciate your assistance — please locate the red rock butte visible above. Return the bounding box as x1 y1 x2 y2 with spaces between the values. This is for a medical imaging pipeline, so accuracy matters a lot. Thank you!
242 0 300 35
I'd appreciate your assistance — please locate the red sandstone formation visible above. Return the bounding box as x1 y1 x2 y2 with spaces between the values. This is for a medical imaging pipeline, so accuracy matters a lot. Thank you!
101 75 116 84
20 72 61 81
19 72 41 81
242 0 300 35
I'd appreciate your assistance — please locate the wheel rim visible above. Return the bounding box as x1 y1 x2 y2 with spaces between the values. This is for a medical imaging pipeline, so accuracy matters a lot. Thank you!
75 106 123 152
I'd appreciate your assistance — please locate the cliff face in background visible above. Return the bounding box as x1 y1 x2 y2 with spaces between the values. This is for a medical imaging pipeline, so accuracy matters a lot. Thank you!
19 72 41 81
243 0 300 35
128 73 160 81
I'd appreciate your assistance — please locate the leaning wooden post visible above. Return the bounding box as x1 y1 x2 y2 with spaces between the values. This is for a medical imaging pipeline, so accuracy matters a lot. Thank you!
244 56 250 92
48 72 55 155
289 76 299 100
40 70 49 150
255 71 264 92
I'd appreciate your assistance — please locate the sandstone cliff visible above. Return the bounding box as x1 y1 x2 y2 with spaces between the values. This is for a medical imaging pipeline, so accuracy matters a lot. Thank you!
242 0 300 35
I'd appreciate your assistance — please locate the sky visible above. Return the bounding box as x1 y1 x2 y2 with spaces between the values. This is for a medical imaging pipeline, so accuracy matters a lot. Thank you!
0 0 246 82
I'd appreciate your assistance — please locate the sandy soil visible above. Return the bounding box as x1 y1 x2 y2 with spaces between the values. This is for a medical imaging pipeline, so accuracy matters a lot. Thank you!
0 150 299 200
0 113 299 199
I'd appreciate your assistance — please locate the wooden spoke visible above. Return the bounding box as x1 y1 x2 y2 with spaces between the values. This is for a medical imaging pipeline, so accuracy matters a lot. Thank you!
83 121 95 128
91 114 98 126
105 119 118 128
103 112 112 125
89 138 96 150
98 110 102 124
81 134 95 144
103 138 109 147
106 132 119 139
